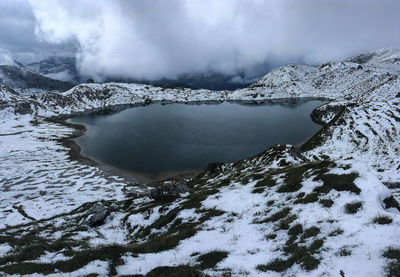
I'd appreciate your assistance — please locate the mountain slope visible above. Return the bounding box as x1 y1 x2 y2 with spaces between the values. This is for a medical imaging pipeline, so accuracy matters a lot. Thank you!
0 48 399 276
244 48 400 101
0 65 76 92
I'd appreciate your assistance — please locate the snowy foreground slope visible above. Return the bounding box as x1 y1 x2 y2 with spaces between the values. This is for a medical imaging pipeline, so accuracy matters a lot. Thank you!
0 48 400 276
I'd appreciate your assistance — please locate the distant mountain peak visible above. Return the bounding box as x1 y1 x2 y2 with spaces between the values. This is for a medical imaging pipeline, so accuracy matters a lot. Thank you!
0 64 76 92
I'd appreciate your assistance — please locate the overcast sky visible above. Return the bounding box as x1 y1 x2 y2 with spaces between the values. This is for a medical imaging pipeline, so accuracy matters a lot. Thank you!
1 0 400 80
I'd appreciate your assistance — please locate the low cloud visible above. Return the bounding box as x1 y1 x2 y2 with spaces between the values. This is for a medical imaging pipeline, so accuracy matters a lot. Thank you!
45 70 73 82
28 0 400 80
0 48 16 66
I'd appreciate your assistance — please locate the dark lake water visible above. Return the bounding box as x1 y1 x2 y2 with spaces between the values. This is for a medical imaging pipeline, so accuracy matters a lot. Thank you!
68 100 325 179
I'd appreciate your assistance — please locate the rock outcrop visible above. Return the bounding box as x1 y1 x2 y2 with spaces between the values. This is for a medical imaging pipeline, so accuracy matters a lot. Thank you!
149 182 190 200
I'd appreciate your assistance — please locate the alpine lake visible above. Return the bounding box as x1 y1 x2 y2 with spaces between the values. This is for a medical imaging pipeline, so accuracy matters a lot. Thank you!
68 99 326 180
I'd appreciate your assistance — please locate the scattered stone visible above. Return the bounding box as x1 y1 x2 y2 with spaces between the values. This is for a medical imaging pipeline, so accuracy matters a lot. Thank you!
144 97 152 105
149 182 189 200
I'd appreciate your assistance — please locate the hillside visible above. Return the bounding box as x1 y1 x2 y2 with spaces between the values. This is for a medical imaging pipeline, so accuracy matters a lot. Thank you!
0 49 399 276
243 48 400 101
0 65 76 93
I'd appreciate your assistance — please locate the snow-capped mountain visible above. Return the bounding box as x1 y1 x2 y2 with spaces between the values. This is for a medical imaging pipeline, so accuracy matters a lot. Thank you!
0 48 399 276
26 56 81 83
244 48 400 101
0 64 75 93
2 48 398 117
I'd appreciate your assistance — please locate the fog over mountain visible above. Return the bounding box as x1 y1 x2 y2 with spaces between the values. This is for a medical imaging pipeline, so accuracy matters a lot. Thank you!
1 0 400 84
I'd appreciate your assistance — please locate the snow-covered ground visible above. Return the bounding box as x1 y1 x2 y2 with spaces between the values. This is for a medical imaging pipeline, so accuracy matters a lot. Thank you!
0 48 399 276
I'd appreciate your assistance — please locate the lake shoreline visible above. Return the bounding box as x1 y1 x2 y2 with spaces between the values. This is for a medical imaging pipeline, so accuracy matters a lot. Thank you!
48 98 328 184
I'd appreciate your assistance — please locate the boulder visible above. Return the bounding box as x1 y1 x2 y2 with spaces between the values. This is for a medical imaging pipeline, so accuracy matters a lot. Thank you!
86 202 111 227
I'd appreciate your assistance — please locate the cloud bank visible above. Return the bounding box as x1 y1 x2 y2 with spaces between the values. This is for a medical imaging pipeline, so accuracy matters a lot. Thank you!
0 0 74 64
28 0 400 80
